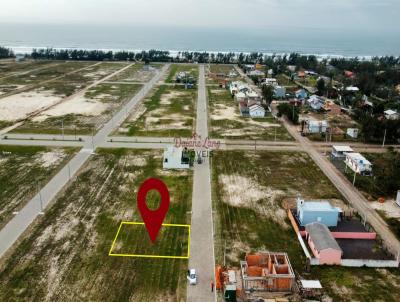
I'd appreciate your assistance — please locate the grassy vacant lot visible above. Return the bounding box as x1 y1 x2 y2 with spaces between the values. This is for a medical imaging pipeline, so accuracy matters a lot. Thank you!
208 87 293 140
12 83 142 135
165 64 198 83
0 148 192 302
38 62 129 97
0 145 77 229
0 60 53 78
0 61 93 87
121 84 196 137
212 150 400 302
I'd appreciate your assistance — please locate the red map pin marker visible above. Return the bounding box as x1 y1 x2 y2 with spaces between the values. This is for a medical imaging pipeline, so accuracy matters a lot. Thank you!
137 178 170 243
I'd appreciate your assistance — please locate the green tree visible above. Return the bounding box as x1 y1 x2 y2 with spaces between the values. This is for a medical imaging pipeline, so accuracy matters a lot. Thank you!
261 85 274 106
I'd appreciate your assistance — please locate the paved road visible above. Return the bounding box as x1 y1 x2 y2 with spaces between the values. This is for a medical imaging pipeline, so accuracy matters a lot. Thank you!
187 65 216 302
0 64 169 258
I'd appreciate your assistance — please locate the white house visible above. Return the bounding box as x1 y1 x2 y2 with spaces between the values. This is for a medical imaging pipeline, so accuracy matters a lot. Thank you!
345 86 360 92
345 153 372 176
249 104 265 118
261 78 278 86
331 145 353 159
307 120 328 134
274 86 286 98
346 128 359 139
384 110 400 120
234 91 247 102
248 70 265 77
163 146 190 169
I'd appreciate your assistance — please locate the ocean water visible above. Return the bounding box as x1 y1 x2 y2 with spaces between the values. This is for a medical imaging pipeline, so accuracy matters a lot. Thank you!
0 23 399 57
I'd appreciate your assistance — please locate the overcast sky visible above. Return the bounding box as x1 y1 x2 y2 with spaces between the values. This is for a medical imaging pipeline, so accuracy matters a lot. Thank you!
1 0 399 33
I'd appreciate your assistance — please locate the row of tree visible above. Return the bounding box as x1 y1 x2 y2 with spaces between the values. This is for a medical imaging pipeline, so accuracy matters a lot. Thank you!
0 47 14 59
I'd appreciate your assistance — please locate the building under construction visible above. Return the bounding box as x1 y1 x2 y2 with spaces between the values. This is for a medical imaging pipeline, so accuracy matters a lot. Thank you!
240 252 295 292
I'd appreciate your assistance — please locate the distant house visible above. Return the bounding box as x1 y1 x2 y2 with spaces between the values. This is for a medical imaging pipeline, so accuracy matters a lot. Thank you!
345 86 359 93
274 86 286 98
295 89 308 100
163 146 191 169
331 145 354 159
261 78 278 86
234 91 247 102
305 222 342 265
306 95 324 111
297 198 341 227
344 70 355 79
249 104 265 118
248 70 265 77
346 128 359 139
287 65 296 72
307 120 328 134
345 152 372 176
384 109 400 120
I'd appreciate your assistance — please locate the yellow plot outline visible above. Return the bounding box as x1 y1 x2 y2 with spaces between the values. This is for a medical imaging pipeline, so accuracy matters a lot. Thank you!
108 222 191 259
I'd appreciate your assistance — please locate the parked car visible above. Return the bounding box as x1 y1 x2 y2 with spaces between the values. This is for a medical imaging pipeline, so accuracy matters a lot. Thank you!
187 269 197 285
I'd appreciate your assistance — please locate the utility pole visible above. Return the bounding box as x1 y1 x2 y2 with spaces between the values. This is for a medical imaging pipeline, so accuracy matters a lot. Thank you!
382 128 387 148
37 181 44 214
274 127 277 142
353 171 357 186
74 125 77 141
68 162 71 180
61 119 64 140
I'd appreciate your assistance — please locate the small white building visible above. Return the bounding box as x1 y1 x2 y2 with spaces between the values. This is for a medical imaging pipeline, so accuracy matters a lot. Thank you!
346 128 359 139
249 104 265 118
345 152 372 176
331 145 353 159
261 78 278 86
163 146 190 169
234 91 247 102
384 110 400 120
345 86 360 92
248 70 265 77
307 120 328 134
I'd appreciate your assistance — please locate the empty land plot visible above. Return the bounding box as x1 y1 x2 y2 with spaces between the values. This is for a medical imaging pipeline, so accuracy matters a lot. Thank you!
108 63 161 82
0 60 53 78
0 145 77 229
0 61 93 88
165 64 199 83
211 150 400 302
0 148 192 302
0 62 130 127
12 83 142 135
120 85 196 137
208 87 293 140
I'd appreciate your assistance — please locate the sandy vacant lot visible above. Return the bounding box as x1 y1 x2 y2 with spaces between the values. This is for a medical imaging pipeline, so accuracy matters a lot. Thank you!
33 95 109 122
0 90 62 121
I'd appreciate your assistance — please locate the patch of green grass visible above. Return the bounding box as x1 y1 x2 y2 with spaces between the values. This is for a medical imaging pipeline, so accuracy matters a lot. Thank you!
123 84 196 137
0 149 192 302
0 145 78 229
